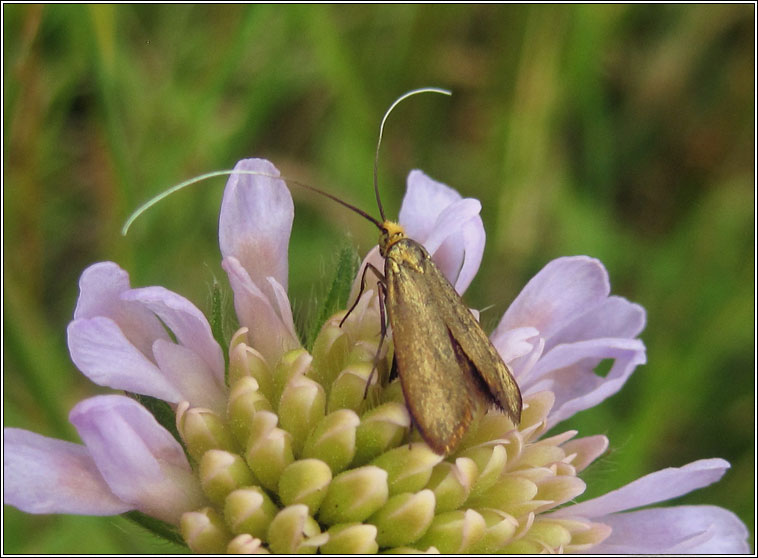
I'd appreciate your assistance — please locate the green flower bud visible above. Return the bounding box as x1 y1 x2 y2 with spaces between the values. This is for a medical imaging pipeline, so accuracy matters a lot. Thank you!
561 435 609 473
500 516 588 553
229 336 273 401
416 509 486 553
278 458 332 515
309 321 350 389
320 523 379 554
466 474 538 515
176 402 239 462
229 327 249 351
499 539 541 553
223 486 278 539
469 509 518 553
267 504 325 554
371 443 443 496
226 534 270 554
561 520 612 552
425 458 477 513
227 376 273 445
341 294 381 342
517 438 568 468
534 476 586 512
526 518 573 550
278 376 326 455
327 362 373 414
462 444 507 498
382 546 440 554
518 391 554 440
180 507 232 554
245 411 294 492
368 489 436 547
272 349 313 407
301 409 359 474
353 402 410 466
379 379 406 406
457 413 517 452
345 340 381 368
228 334 250 385
318 466 388 525
555 461 577 478
199 449 256 505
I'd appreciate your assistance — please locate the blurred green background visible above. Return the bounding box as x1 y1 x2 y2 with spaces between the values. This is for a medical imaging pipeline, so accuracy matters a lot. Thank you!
3 4 754 553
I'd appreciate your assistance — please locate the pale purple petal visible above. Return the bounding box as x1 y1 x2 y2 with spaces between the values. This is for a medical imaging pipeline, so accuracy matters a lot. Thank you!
550 459 748 552
552 458 731 518
545 295 646 353
423 198 484 293
218 158 293 298
67 317 182 403
561 435 609 472
429 229 465 290
73 262 169 358
454 214 486 294
123 286 225 383
398 169 463 241
588 506 750 554
222 256 300 366
267 276 300 342
69 395 204 525
494 256 610 341
510 336 545 385
491 326 541 364
73 261 132 319
152 340 226 415
397 170 485 294
525 337 646 427
3 428 131 516
421 198 481 256
491 326 543 382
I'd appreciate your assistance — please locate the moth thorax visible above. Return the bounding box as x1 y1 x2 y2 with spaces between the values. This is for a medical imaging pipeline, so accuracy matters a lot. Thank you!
379 221 406 256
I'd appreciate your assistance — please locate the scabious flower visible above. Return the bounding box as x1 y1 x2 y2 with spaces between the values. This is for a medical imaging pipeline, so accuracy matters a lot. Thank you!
3 159 749 553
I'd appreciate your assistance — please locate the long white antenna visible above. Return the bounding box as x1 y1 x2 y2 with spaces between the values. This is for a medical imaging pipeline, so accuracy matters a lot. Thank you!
122 87 453 236
121 169 385 237
373 87 452 221
121 170 235 236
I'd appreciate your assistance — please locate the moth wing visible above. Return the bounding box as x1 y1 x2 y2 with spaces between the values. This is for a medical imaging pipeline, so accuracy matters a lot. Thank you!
430 259 523 424
385 240 491 455
387 239 522 426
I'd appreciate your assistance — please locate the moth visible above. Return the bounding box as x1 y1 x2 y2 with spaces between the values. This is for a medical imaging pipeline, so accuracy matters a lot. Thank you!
361 219 523 455
334 88 522 455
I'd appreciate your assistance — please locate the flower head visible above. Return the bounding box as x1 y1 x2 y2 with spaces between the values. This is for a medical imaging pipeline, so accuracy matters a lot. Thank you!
3 159 749 553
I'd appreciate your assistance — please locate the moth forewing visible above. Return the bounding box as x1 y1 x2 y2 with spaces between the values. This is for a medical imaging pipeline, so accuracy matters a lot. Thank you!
437 264 523 425
383 236 521 455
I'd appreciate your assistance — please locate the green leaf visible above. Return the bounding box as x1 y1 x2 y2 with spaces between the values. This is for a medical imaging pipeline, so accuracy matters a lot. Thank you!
306 241 360 349
122 510 187 548
127 393 187 457
209 277 230 376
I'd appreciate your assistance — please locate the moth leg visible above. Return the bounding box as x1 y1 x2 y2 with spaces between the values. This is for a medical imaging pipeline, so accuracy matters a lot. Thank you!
340 262 386 327
363 280 388 398
339 262 389 400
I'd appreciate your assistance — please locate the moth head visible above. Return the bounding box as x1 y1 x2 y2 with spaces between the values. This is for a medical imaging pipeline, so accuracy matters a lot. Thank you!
379 221 406 256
